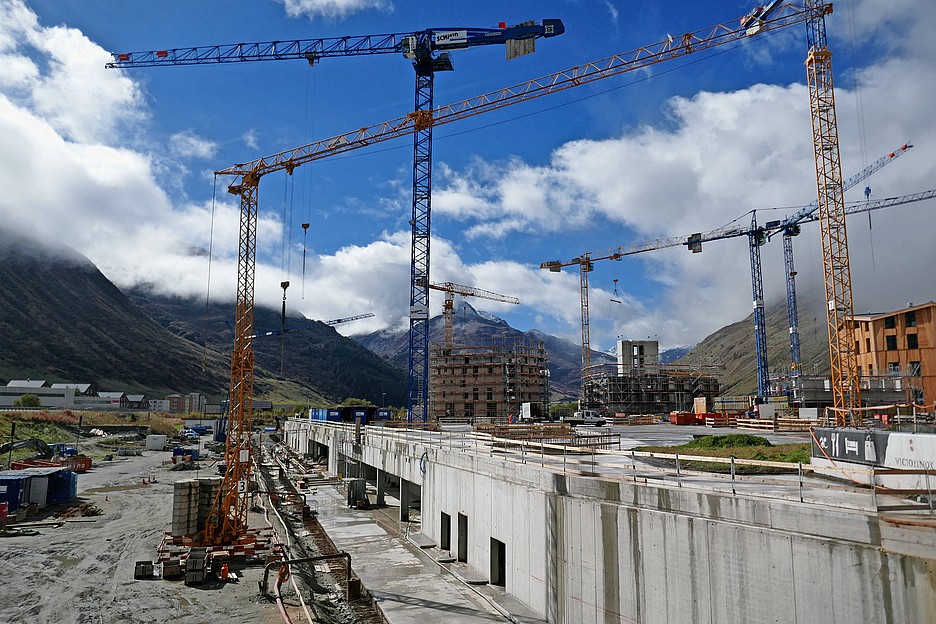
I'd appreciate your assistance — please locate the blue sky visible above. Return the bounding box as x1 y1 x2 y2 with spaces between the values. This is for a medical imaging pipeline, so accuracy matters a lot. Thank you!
2 0 935 354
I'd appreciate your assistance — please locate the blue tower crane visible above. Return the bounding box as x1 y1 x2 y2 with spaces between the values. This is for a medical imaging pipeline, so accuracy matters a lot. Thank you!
108 20 564 425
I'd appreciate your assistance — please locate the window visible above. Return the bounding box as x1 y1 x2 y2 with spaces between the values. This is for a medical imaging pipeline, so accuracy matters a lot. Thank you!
888 362 900 375
886 335 897 350
486 387 493 401
473 366 479 375
486 403 497 419
472 387 479 401
884 316 896 329
855 340 861 354
905 311 917 327
866 338 871 352
464 403 474 419
910 362 922 377
907 334 919 349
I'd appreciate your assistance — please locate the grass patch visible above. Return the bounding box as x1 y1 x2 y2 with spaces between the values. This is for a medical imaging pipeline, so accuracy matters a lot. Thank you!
636 434 811 474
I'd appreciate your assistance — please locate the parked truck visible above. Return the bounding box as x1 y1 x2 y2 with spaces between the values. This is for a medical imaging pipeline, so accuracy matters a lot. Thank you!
519 402 548 423
561 409 606 427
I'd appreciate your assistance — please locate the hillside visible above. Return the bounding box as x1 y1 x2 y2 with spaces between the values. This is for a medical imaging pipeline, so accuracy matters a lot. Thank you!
0 227 403 405
355 301 613 401
0 227 228 396
128 293 408 407
678 293 831 395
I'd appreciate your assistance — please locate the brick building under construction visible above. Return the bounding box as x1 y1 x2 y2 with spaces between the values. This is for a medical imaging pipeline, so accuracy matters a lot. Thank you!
429 339 549 423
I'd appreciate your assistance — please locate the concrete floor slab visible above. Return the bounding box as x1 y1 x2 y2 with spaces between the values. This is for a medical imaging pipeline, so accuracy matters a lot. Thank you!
313 474 532 623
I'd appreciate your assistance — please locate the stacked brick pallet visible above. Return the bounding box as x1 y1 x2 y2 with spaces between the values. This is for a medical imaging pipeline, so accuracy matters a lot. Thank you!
172 479 200 537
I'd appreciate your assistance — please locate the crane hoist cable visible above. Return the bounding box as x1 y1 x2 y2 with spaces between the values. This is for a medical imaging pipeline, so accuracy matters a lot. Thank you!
300 222 310 299
202 174 220 371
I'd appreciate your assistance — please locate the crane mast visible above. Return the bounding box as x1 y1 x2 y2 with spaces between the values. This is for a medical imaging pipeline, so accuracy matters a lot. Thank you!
777 142 912 376
805 1 860 424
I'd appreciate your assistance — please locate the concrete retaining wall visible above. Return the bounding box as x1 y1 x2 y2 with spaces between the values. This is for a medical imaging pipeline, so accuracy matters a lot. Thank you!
285 420 936 623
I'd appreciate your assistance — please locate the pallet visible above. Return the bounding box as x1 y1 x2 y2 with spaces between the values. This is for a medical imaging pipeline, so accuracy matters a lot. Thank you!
775 418 820 432
735 417 776 431
704 414 737 428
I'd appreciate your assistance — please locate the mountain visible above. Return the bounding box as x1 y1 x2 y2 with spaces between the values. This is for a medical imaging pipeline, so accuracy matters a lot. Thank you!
0 227 228 396
127 293 409 407
660 346 692 364
677 293 830 395
0 227 406 405
354 301 613 401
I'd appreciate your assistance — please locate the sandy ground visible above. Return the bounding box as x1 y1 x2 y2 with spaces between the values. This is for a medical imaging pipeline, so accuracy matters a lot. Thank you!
0 450 286 624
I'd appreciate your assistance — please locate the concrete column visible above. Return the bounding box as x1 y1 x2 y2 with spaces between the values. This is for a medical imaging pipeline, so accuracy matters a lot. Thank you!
376 469 386 506
328 439 341 475
400 478 412 522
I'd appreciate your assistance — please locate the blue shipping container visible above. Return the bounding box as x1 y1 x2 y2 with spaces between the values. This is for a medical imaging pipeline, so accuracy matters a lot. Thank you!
0 473 27 513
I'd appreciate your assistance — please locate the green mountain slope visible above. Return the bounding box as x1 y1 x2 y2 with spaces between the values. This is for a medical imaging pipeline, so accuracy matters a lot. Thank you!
679 294 831 395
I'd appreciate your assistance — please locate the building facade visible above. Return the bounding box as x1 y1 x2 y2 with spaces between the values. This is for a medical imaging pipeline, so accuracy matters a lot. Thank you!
853 302 934 406
584 340 719 414
429 340 549 422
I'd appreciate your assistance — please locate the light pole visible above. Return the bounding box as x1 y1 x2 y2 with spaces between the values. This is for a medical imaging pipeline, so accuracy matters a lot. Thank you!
382 392 386 408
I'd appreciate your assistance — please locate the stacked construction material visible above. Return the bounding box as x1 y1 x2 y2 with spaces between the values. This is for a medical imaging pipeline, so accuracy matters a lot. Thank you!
171 479 200 537
197 477 222 530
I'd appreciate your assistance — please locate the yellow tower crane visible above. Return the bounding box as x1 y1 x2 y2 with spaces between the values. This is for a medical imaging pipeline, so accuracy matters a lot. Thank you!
428 282 520 351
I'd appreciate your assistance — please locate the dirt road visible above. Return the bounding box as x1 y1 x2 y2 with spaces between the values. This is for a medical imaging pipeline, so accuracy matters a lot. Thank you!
0 452 284 624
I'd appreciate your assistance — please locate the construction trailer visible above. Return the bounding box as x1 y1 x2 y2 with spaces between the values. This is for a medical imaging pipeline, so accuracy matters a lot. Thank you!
429 339 549 423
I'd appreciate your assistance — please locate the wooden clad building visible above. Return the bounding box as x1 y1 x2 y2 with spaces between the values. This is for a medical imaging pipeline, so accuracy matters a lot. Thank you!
853 301 935 406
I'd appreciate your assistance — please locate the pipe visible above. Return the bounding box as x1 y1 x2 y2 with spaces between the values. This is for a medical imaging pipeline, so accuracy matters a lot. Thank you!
261 553 353 597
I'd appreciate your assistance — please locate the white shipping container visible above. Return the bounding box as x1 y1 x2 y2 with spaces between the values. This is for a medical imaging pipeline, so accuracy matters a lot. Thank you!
145 435 168 451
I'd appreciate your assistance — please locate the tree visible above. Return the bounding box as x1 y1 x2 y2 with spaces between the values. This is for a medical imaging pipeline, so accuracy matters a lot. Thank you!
341 398 373 407
13 394 40 408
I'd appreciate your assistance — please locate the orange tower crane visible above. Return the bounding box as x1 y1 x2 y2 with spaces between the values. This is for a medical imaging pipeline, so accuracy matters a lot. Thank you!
804 2 860 424
428 282 520 351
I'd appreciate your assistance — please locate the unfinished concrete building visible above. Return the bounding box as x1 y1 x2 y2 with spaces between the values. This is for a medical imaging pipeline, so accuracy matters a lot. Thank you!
583 339 720 414
429 339 549 423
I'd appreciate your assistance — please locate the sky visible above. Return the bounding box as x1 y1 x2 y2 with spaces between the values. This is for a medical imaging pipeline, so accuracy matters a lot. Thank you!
2 0 934 356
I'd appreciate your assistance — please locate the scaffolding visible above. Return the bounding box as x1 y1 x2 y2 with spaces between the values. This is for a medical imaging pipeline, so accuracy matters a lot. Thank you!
429 339 549 423
582 363 720 415
771 367 925 409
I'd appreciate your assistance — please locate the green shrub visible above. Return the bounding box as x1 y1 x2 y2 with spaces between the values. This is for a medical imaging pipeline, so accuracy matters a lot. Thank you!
683 434 772 450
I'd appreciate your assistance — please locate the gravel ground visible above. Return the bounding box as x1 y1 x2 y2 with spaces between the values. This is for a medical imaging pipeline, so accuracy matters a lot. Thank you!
0 449 288 624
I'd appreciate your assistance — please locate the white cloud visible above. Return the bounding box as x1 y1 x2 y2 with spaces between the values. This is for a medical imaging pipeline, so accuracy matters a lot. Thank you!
169 130 219 160
242 129 259 150
429 13 936 351
276 0 393 20
1 0 934 360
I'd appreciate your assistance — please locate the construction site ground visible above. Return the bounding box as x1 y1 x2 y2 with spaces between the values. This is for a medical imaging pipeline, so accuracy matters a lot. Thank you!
3 423 906 624
0 433 548 624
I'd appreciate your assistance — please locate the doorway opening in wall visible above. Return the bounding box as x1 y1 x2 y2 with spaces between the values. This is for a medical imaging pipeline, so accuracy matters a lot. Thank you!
441 512 451 551
490 537 506 586
457 513 468 563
